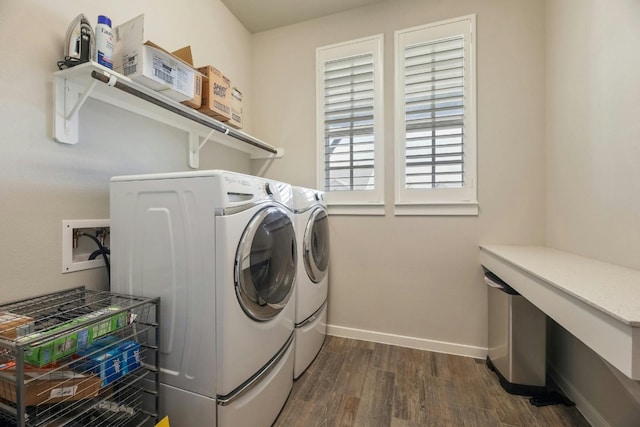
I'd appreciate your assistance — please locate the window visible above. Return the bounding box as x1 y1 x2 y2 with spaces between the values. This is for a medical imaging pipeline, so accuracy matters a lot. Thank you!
394 16 477 215
316 35 384 215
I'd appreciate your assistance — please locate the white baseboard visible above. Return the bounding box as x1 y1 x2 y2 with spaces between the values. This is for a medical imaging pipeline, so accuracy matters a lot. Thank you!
548 363 609 427
326 324 487 359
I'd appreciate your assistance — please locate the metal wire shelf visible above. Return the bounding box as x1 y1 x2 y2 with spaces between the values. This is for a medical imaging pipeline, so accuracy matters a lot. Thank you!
0 287 159 427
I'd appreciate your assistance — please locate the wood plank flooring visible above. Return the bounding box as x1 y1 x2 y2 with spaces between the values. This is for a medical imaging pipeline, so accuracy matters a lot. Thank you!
274 336 590 427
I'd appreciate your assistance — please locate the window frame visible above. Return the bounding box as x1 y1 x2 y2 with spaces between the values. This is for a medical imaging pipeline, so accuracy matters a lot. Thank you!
316 34 385 216
394 15 478 216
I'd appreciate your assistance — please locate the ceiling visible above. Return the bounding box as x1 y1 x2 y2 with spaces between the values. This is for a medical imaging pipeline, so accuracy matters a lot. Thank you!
221 0 388 33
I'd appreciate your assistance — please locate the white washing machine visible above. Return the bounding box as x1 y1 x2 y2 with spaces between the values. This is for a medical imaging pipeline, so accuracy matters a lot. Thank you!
291 186 330 379
110 170 296 427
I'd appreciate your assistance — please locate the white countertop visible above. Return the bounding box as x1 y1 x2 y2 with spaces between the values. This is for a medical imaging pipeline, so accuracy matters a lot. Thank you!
479 244 640 379
480 245 640 327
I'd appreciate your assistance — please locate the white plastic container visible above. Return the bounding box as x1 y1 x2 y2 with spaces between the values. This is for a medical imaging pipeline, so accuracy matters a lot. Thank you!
95 15 113 69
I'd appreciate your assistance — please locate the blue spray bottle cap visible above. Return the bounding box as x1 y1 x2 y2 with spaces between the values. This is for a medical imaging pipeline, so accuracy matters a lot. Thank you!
98 15 111 27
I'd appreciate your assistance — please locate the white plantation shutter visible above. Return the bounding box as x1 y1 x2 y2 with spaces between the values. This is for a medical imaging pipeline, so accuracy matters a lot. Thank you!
317 35 384 212
395 16 477 215
404 36 465 189
323 54 375 191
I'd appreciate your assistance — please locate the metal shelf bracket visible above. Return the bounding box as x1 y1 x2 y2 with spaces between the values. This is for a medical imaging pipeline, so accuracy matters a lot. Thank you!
188 127 269 168
54 76 102 144
188 130 216 169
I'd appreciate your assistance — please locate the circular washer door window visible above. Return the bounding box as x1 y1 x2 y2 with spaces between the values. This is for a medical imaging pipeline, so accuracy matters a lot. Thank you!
304 208 329 283
235 206 297 321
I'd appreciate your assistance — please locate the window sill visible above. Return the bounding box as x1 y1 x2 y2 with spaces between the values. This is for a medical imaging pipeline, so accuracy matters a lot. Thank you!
394 201 479 216
327 203 385 216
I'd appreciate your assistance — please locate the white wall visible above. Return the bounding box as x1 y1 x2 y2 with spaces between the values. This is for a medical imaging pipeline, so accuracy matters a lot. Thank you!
545 0 640 425
546 1 640 268
0 0 253 301
251 0 546 354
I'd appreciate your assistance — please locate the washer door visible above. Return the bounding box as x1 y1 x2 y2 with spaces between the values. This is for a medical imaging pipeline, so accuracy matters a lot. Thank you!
304 207 330 283
235 206 297 321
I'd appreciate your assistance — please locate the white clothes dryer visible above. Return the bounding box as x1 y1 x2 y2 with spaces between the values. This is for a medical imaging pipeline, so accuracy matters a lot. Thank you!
110 170 296 427
291 186 330 379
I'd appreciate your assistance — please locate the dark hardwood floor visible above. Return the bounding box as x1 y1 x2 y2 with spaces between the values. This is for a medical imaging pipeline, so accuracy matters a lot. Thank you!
274 336 590 427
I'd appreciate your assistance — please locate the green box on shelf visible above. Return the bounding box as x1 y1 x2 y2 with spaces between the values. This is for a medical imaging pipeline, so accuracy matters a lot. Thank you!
76 306 128 341
20 306 127 367
52 329 78 361
21 326 89 366
21 333 53 366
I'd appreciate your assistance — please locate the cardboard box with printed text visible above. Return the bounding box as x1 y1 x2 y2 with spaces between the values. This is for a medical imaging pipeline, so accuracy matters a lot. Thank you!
113 14 196 102
197 65 231 121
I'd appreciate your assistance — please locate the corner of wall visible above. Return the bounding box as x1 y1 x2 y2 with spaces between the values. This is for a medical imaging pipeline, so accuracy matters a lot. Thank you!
548 321 640 427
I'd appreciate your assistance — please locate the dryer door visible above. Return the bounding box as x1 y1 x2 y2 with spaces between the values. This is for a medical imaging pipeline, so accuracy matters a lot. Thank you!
236 206 297 321
304 207 330 283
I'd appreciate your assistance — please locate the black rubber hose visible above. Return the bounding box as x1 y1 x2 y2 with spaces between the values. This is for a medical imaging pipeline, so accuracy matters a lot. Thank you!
88 248 110 260
79 232 110 282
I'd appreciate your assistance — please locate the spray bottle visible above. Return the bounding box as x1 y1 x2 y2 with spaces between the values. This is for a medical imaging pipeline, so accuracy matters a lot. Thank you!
95 15 113 69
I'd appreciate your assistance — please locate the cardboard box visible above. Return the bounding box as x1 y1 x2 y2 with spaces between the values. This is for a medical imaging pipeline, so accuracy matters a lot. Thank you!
20 329 83 367
0 312 34 339
76 306 128 341
92 336 142 375
228 87 243 129
197 65 231 121
72 338 141 387
0 371 101 406
113 14 196 102
172 46 203 109
20 306 127 367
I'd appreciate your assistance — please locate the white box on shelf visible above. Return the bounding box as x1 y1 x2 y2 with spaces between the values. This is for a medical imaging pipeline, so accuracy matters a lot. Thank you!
112 14 195 102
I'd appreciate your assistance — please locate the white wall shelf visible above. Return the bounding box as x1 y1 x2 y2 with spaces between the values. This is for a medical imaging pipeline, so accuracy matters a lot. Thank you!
53 61 283 168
